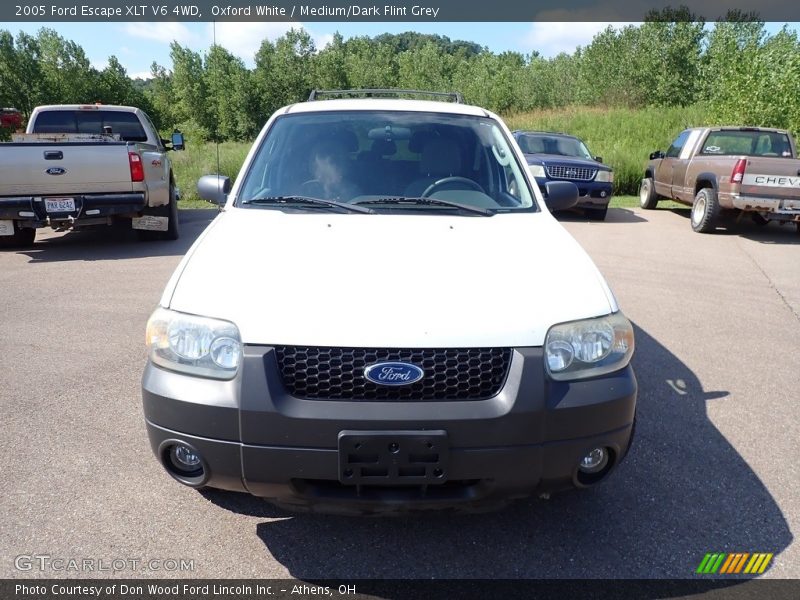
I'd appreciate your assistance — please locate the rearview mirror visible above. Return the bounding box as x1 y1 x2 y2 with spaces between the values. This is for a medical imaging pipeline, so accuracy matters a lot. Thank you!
544 181 579 212
649 150 664 160
197 174 231 205
171 130 185 151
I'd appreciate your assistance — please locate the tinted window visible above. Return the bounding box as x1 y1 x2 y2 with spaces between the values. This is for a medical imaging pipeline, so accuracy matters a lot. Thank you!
666 131 690 158
238 111 536 212
700 131 793 158
33 110 148 142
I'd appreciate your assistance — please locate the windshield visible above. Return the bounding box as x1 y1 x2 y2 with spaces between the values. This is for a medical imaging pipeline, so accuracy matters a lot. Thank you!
516 134 593 160
237 111 537 212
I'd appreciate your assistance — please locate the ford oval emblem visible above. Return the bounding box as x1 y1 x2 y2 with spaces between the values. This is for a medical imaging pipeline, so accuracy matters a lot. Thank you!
364 362 424 386
45 167 66 176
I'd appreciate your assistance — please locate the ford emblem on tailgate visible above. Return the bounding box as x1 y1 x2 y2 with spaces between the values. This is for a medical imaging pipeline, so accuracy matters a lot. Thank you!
364 362 424 386
45 167 66 176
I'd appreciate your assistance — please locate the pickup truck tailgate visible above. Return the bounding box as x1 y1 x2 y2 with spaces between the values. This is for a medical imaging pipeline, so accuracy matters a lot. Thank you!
0 142 135 197
740 157 800 199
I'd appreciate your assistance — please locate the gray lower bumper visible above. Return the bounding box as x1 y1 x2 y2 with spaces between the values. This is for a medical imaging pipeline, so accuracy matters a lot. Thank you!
142 347 637 512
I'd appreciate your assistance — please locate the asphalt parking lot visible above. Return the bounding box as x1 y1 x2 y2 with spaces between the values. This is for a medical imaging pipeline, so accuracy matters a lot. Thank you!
1 207 797 581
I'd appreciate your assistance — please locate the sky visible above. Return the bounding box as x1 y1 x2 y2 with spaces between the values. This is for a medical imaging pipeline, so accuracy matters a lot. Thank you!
6 21 797 80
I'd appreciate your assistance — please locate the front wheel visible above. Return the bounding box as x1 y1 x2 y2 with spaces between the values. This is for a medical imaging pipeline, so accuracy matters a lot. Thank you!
639 177 658 209
586 207 608 221
691 188 720 233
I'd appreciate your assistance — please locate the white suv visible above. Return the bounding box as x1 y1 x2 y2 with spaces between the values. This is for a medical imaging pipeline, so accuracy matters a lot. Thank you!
142 90 636 514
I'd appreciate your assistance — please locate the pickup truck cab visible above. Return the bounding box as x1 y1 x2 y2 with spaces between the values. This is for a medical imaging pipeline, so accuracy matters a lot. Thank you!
0 104 185 247
640 126 800 233
514 130 614 221
142 90 637 514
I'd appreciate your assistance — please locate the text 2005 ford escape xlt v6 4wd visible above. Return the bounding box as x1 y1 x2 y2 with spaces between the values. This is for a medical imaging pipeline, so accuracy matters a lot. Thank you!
142 90 637 514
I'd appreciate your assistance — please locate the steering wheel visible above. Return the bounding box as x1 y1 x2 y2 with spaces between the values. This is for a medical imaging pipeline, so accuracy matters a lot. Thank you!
422 176 485 198
298 179 324 196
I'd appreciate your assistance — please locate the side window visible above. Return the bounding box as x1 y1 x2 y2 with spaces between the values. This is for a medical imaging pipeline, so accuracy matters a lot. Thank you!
666 131 690 158
140 112 161 146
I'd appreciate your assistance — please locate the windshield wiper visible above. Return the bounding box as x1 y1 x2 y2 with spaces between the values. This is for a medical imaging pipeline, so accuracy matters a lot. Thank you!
353 197 493 216
240 196 374 214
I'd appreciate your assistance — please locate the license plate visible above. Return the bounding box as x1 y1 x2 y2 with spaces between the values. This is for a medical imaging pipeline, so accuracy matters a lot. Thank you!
0 220 14 236
44 197 75 212
338 430 449 485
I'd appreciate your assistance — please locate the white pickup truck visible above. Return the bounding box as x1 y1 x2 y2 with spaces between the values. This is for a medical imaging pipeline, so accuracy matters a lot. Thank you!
0 104 184 248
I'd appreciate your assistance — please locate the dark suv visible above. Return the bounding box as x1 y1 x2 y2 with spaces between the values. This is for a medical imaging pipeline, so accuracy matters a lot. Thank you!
514 131 613 221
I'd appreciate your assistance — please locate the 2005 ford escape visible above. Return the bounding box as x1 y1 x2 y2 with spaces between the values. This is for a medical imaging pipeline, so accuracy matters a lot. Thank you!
142 90 637 514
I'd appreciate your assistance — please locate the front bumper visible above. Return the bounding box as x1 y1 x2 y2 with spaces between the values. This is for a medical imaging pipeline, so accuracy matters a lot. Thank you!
0 193 146 228
142 347 637 513
534 178 613 209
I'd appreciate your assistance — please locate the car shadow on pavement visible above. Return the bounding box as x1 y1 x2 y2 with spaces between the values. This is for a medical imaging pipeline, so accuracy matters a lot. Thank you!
556 207 647 224
9 209 217 262
668 208 800 244
202 323 792 583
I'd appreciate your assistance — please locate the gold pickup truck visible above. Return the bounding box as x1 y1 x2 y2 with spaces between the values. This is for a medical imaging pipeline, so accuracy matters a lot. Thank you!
639 126 800 233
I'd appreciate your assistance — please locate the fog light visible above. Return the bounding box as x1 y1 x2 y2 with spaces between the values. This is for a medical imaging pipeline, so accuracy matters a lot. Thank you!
579 447 608 473
168 444 203 476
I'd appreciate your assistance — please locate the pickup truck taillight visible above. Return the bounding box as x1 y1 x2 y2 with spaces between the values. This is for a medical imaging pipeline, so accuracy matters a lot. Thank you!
128 151 144 182
731 158 747 184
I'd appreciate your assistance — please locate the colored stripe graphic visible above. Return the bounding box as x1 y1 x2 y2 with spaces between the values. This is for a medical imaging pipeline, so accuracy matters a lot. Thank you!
699 553 774 574
733 553 750 573
720 554 736 574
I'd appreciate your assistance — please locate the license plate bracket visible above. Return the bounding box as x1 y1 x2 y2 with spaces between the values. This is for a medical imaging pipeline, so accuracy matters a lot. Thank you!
44 197 76 213
338 430 449 485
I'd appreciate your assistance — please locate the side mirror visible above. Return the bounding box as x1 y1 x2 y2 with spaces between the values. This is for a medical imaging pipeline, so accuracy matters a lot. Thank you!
544 181 579 212
170 130 185 151
197 174 231 205
594 156 603 164
649 150 664 160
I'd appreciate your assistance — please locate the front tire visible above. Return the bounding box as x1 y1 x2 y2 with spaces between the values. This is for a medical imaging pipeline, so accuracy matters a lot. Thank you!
639 177 658 209
586 207 608 221
0 224 35 249
691 187 720 233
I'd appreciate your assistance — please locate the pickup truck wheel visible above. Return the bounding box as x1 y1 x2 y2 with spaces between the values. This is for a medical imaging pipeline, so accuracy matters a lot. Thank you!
639 177 658 209
691 188 720 233
0 224 35 249
137 182 180 242
586 207 608 221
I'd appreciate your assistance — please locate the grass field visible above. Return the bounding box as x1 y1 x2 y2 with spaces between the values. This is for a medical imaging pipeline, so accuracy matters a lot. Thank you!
174 104 714 207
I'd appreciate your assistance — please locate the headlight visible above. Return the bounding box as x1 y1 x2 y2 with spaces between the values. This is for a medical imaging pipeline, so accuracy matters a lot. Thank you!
146 307 242 379
528 164 546 178
595 170 613 183
545 312 634 381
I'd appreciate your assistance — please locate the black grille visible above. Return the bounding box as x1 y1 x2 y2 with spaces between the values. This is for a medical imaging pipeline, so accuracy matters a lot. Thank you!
546 165 597 181
274 346 512 401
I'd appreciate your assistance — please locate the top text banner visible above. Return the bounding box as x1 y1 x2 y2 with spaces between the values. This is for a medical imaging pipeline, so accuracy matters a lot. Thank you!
4 0 800 22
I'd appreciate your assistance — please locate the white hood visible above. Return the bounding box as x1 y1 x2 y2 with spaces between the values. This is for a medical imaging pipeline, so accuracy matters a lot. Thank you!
164 209 616 347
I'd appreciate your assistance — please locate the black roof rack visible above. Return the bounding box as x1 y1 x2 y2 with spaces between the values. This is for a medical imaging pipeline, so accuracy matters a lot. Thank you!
308 89 464 104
